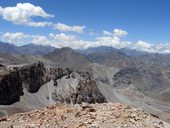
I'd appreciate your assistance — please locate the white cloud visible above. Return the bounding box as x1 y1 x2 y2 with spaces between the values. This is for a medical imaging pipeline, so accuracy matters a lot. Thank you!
133 41 152 51
27 21 52 27
0 32 49 45
48 32 131 49
1 30 170 53
53 23 85 33
161 50 170 54
0 3 53 27
89 32 95 36
1 32 28 43
0 31 147 50
0 32 87 48
113 29 128 37
32 35 49 45
48 33 92 49
2 4 169 53
49 33 76 42
131 41 170 53
0 3 87 32
102 29 128 37
88 29 97 36
102 30 112 36
94 29 130 48
152 43 170 53
96 36 132 49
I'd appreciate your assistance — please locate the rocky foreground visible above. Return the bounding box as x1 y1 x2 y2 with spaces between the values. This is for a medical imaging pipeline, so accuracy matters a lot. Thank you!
0 103 169 128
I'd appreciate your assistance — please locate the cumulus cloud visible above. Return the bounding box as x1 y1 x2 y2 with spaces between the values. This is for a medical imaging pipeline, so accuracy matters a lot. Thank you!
2 4 170 53
113 29 128 37
1 32 29 44
92 29 130 49
133 41 152 51
27 22 52 27
151 43 170 53
1 30 170 53
0 31 131 49
96 36 132 49
49 33 76 42
0 32 49 45
131 41 170 53
102 29 128 37
0 3 86 33
0 3 53 27
53 23 86 33
0 32 87 48
31 35 49 45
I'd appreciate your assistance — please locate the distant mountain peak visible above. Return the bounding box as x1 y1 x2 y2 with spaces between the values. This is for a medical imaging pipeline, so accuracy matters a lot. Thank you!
0 41 56 55
60 47 74 51
78 46 147 56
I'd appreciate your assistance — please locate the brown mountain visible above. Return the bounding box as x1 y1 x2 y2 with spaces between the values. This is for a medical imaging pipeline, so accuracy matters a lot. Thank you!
45 47 91 70
87 51 135 68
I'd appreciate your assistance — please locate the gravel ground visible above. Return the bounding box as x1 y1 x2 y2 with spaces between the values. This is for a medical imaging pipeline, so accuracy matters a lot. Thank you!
0 102 169 128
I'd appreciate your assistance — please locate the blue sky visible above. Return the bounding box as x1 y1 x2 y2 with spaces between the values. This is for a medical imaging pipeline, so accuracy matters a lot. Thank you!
0 0 170 53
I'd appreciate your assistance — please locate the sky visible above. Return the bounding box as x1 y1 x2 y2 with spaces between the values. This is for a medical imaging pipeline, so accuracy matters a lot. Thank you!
0 0 170 53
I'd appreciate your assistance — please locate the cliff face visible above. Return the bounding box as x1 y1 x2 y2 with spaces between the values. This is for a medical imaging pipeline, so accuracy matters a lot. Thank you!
18 62 46 93
0 69 23 105
0 62 105 106
50 69 106 104
0 62 46 105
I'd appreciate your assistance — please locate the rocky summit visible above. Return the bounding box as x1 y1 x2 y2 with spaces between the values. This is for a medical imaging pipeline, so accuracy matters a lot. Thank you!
0 103 169 128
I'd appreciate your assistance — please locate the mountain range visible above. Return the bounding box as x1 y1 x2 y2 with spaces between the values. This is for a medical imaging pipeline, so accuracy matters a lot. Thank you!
0 42 55 55
1 41 170 123
0 41 148 56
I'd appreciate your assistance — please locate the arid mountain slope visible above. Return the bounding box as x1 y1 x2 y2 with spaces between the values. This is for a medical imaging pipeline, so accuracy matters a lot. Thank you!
87 51 134 68
45 47 91 70
1 44 170 124
0 62 105 116
0 103 169 128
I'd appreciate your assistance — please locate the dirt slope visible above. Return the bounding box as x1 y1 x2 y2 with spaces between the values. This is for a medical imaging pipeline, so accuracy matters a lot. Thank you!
0 103 169 128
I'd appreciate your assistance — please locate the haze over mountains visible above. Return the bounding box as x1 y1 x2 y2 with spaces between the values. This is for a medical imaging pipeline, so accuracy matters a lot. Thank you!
0 41 148 56
0 42 55 55
1 41 170 124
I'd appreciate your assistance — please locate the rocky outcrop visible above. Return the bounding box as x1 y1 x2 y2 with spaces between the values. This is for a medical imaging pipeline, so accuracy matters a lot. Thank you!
0 103 169 128
49 69 106 104
0 69 23 105
0 62 106 105
112 67 141 88
0 62 46 105
18 62 46 93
